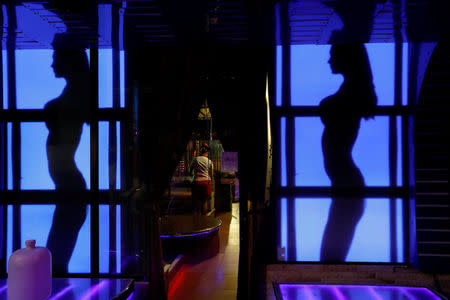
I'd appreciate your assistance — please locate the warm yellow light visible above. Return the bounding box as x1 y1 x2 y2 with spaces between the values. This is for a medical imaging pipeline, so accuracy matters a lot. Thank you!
198 104 212 120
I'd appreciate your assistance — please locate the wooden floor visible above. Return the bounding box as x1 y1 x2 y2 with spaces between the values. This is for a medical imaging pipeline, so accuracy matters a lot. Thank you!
168 203 240 300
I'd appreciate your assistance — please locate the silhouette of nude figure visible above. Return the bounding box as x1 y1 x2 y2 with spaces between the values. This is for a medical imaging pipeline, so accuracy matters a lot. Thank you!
45 33 89 273
319 44 377 262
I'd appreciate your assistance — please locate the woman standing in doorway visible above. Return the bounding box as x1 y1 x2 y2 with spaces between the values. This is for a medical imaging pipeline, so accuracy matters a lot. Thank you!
319 43 377 262
45 33 90 273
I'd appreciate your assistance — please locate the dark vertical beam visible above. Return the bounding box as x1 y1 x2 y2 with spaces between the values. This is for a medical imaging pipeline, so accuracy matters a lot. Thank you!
389 0 403 263
407 43 418 267
108 2 120 274
280 0 296 261
0 4 5 275
90 17 100 275
6 2 20 253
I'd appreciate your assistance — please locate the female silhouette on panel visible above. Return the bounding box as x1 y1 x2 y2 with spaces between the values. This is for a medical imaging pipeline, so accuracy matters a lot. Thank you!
45 33 89 274
319 44 377 262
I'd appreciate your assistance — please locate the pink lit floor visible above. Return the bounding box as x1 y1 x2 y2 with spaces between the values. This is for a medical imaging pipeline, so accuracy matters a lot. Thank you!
0 278 133 300
275 283 445 300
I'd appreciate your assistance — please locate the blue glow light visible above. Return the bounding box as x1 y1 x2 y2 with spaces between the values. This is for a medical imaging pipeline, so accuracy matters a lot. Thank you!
294 117 390 187
160 228 219 238
48 285 74 300
79 280 108 300
274 3 281 46
127 292 134 300
16 4 64 46
276 46 282 106
99 4 112 46
281 117 287 186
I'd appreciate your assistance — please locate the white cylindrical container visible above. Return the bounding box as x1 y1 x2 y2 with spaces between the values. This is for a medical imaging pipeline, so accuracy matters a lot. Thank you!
8 240 52 300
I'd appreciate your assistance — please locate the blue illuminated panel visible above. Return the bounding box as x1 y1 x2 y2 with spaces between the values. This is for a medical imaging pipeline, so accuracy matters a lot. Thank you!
116 205 121 273
68 206 91 273
99 205 109 273
21 123 54 189
290 43 408 106
397 116 403 186
7 205 91 273
20 122 91 190
396 198 404 262
99 122 121 190
99 49 113 108
276 46 282 106
293 198 404 262
21 205 55 248
7 123 12 190
2 50 7 109
99 122 109 190
120 51 125 108
295 117 391 186
291 45 343 106
280 198 287 261
280 117 287 186
402 43 408 106
14 48 119 109
6 206 12 271
99 204 122 273
117 122 121 189
16 50 66 109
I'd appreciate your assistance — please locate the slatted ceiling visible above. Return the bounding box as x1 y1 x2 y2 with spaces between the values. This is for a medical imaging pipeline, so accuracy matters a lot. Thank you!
206 0 248 43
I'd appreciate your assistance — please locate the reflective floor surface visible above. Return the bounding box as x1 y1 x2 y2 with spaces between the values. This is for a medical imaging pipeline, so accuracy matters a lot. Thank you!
0 278 132 300
167 203 240 300
276 283 444 300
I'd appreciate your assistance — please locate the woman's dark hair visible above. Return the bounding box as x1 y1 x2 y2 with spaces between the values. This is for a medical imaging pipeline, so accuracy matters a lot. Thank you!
199 144 209 155
52 32 89 74
331 43 378 119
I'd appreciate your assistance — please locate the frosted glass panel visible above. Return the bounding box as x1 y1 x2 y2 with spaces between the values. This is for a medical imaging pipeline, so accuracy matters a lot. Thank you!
290 43 408 106
292 198 404 262
295 117 391 186
20 122 90 190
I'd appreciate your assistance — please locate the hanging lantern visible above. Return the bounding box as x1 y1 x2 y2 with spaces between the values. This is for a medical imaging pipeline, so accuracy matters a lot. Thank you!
198 104 212 120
